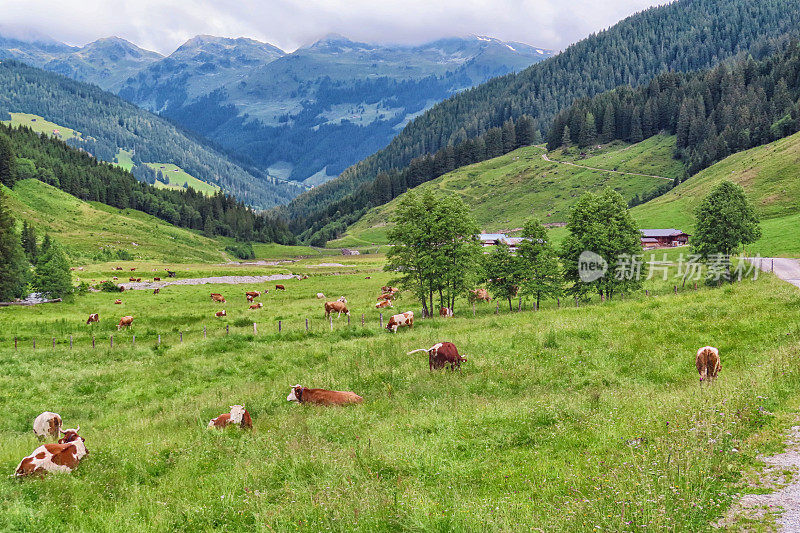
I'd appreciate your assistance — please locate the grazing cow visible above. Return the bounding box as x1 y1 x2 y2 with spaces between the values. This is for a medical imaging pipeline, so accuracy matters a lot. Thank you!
32 412 62 440
112 276 118 281
117 316 134 330
215 310 227 317
337 296 348 304
375 300 393 309
249 302 263 309
130 268 136 271
154 277 161 281
114 299 122 305
15 428 87 477
86 313 99 325
245 291 260 302
208 405 252 429
408 342 467 371
211 293 226 303
115 266 123 271
166 270 176 278
324 301 350 318
300 275 309 280
129 277 136 282
316 293 325 299
439 307 454 317
365 276 371 279
469 288 492 302
136 278 141 282
696 346 721 384
386 311 414 333
153 288 160 295
275 284 286 291
287 385 363 406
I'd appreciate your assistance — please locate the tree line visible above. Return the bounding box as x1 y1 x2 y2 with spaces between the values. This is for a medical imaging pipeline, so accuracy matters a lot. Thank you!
282 0 800 234
385 183 760 315
548 40 800 175
0 123 295 244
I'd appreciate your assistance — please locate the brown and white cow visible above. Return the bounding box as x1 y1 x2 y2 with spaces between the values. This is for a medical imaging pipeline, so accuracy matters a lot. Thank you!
324 301 349 318
439 307 454 317
130 268 137 271
245 291 260 302
696 346 721 384
208 405 252 429
408 342 467 371
287 385 363 406
275 284 286 291
249 302 263 309
469 288 491 302
15 428 87 477
114 299 122 305
377 293 394 301
375 300 393 309
211 293 226 303
117 316 134 330
381 286 400 294
153 277 161 281
316 293 326 299
215 310 227 317
32 412 62 440
153 288 160 295
386 311 414 333
337 296 348 304
86 313 99 325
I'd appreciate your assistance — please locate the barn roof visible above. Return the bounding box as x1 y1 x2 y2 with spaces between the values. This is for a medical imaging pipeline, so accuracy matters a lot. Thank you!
478 233 507 241
640 229 688 237
641 237 659 243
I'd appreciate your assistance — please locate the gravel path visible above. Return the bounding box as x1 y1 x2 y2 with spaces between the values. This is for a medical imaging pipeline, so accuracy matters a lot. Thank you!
749 257 800 289
120 273 298 291
541 152 674 181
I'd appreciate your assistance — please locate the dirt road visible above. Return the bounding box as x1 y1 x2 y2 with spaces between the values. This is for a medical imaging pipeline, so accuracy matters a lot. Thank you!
540 152 674 181
749 257 800 288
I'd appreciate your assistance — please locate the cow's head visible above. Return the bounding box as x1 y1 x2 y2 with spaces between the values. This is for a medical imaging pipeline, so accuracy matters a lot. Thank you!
58 427 83 444
229 405 246 424
287 384 303 403
337 296 347 303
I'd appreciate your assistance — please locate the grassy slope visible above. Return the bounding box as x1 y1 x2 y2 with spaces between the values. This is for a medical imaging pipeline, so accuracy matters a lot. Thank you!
331 135 682 247
633 131 800 257
3 179 227 263
3 112 84 142
0 259 798 530
146 162 220 196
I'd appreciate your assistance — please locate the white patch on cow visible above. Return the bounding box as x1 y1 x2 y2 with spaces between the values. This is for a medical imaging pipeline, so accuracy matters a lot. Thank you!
229 405 245 425
207 418 217 428
32 412 60 439
287 384 301 402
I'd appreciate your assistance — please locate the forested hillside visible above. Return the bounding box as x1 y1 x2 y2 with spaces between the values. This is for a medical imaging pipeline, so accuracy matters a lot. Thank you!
0 123 294 244
284 0 800 236
0 60 302 208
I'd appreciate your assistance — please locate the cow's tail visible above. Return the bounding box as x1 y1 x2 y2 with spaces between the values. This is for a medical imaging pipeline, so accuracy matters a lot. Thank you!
406 349 429 355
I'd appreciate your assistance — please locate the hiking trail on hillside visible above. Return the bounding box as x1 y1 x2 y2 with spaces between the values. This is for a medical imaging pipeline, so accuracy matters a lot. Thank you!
541 152 674 181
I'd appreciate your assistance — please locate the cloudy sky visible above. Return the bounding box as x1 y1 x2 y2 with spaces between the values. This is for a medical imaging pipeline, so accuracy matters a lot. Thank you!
0 0 668 55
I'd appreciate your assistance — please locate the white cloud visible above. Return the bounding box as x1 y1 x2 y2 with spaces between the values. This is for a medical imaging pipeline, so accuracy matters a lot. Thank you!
0 0 668 54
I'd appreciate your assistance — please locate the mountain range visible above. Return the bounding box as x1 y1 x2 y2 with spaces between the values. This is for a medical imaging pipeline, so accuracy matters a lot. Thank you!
0 30 552 187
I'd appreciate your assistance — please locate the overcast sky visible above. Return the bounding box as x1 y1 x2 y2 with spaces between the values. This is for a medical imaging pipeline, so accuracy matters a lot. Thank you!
0 0 669 55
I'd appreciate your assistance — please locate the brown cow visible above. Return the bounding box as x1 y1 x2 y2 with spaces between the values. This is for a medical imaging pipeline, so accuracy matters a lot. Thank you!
208 405 252 429
33 412 62 440
130 268 136 271
215 310 227 317
245 291 260 302
249 302 263 309
15 428 88 477
439 307 454 317
408 342 467 371
324 301 350 318
696 346 721 384
114 299 122 305
154 277 161 281
377 293 394 301
287 385 363 406
136 278 141 282
153 288 160 295
117 316 134 330
386 311 413 333
381 286 400 294
211 293 226 303
469 288 491 302
86 313 99 325
275 284 286 291
129 277 136 282
375 300 393 309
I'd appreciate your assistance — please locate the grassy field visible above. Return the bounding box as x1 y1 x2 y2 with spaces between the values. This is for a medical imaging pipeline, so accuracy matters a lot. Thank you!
0 254 799 530
114 149 135 171
331 136 683 248
146 162 220 196
2 112 85 143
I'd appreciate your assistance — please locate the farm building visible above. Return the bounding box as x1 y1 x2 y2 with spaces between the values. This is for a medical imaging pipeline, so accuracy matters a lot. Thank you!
640 229 690 249
478 234 530 253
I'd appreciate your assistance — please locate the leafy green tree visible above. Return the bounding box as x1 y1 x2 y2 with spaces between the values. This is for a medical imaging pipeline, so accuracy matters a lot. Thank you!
484 243 523 311
0 133 16 188
560 188 644 299
518 219 562 308
34 237 72 299
692 181 761 282
0 190 29 300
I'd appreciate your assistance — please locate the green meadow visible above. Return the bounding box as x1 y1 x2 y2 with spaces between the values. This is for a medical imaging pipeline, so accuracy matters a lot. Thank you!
2 112 84 142
1 253 799 530
146 162 220 196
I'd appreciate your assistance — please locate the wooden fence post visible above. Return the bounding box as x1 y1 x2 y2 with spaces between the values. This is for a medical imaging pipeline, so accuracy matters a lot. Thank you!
33 338 35 350
253 323 258 335
14 337 17 351
69 336 73 350
52 337 55 349
380 313 383 329
203 326 206 339
772 259 774 273
645 290 649 297
180 332 183 343
347 315 350 326
518 297 522 312
575 296 578 308
361 314 364 327
132 335 135 346
694 282 697 290
495 303 499 314
330 315 333 331
92 336 95 349
110 335 113 348
306 318 309 332
674 285 677 294
226 325 229 335
472 302 476 317
601 293 605 303
278 320 282 332
157 335 161 346
557 298 560 308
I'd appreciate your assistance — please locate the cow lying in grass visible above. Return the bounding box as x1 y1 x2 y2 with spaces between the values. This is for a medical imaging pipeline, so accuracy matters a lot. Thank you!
208 405 252 429
249 302 263 309
696 346 721 384
211 293 226 303
407 342 467 371
287 385 363 406
15 428 87 477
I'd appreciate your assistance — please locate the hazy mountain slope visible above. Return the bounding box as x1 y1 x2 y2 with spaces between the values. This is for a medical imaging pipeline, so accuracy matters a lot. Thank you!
285 0 800 226
0 60 301 208
122 34 552 183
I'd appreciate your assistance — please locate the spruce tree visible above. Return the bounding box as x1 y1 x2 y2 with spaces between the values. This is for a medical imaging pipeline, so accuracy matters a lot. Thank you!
0 133 16 188
0 190 28 301
20 221 37 263
34 238 72 299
